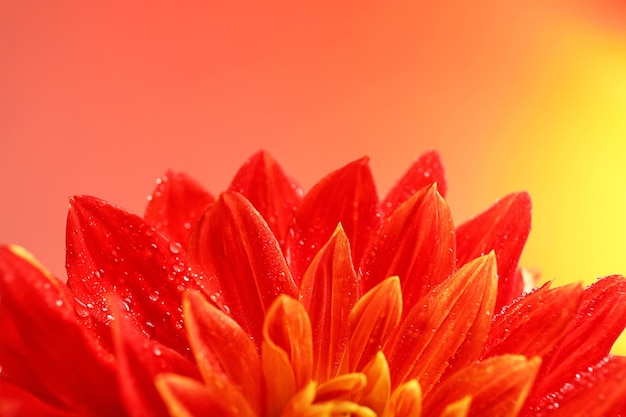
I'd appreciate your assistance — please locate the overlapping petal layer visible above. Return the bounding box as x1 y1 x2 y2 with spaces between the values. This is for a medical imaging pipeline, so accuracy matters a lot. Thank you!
2 150 625 417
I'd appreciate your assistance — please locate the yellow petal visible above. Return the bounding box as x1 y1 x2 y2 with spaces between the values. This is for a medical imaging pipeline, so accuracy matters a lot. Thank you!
384 380 423 417
262 295 314 417
357 352 392 417
440 396 471 417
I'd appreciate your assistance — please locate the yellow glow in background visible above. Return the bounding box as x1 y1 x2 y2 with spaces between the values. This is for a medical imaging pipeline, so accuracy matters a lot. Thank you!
1 2 626 352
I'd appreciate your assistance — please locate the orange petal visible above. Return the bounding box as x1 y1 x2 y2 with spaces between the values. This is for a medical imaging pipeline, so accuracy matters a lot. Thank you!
425 355 541 417
316 373 367 402
281 382 318 417
385 253 497 394
482 282 584 360
382 150 447 218
455 192 531 309
357 352 391 417
144 171 214 248
66 195 213 357
188 191 297 344
439 396 471 417
299 224 360 381
360 184 456 311
111 299 199 417
183 291 262 415
286 157 380 283
339 276 403 373
0 245 125 415
155 373 256 417
524 356 626 416
531 275 626 398
262 295 313 417
228 150 303 250
384 380 423 417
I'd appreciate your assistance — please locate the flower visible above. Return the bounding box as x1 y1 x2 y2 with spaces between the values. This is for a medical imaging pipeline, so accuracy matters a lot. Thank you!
1 150 626 417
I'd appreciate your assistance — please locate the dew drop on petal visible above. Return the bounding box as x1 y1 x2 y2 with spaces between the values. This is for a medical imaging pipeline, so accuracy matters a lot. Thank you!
169 242 182 254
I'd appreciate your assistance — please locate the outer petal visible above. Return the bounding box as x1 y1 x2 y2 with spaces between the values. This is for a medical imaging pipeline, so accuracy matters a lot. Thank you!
0 383 79 417
262 295 313 417
524 356 626 416
0 245 125 416
424 355 541 417
385 253 497 394
455 192 531 309
532 275 626 398
361 184 456 312
111 300 200 417
482 283 584 360
228 150 303 250
188 191 297 344
183 291 262 415
299 224 361 381
144 171 214 248
286 157 380 283
66 195 211 357
382 150 447 218
155 373 256 417
339 277 403 374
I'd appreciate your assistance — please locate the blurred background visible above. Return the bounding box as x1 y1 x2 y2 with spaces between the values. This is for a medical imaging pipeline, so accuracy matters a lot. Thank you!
1 1 625 352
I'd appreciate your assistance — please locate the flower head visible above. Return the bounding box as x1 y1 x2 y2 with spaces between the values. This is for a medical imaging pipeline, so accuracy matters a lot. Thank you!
1 150 626 417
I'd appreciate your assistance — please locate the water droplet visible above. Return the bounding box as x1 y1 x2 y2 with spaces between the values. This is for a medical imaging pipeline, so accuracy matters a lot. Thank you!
169 242 182 254
153 346 162 356
55 299 63 307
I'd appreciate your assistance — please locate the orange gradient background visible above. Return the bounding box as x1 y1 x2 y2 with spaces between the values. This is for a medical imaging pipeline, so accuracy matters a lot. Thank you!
2 2 626 352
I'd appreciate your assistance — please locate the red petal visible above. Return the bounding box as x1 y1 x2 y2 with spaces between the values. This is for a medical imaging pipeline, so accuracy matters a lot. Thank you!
144 171 214 248
299 224 361 381
482 283 584 359
262 295 313 417
360 184 456 311
382 150 447 218
286 157 380 284
455 192 531 309
111 300 200 417
0 245 125 415
156 373 256 417
228 150 303 250
66 195 212 357
188 191 297 344
338 276 403 373
424 355 541 417
524 356 626 416
0 383 78 417
385 253 497 394
183 291 262 415
532 275 626 398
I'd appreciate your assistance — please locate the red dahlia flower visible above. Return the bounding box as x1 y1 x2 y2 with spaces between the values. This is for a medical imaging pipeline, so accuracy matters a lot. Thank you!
1 150 625 417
